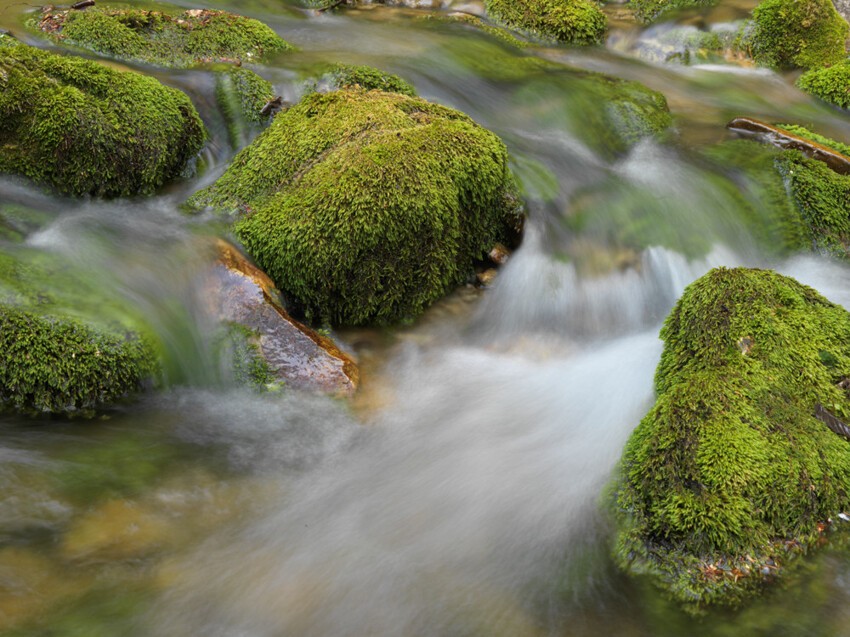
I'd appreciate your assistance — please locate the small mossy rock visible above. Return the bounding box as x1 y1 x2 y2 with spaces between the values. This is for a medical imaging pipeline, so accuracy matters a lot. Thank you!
0 35 205 198
36 6 293 68
323 63 417 96
188 88 521 326
614 267 850 612
206 240 359 394
0 305 157 416
215 66 276 149
749 0 849 69
798 61 850 109
484 0 607 44
628 0 717 24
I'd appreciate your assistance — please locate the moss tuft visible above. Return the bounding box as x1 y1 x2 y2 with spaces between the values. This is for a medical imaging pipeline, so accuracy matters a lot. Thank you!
484 0 607 45
215 66 275 148
628 0 717 24
0 305 157 416
35 6 293 68
0 36 205 198
748 0 849 69
798 62 850 109
775 123 850 156
614 267 850 611
324 64 416 96
188 88 521 326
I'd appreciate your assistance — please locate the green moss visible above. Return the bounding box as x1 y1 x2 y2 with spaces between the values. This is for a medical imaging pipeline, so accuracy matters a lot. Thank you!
0 305 156 416
215 66 275 148
776 150 850 257
218 322 274 388
614 267 850 612
748 0 848 69
0 36 205 198
798 62 850 108
629 0 717 24
35 6 293 68
324 64 417 96
188 88 521 326
484 0 607 45
423 13 531 49
775 123 850 156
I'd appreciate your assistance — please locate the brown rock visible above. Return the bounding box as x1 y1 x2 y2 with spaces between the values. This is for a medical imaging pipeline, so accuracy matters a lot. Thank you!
488 243 511 266
208 240 359 395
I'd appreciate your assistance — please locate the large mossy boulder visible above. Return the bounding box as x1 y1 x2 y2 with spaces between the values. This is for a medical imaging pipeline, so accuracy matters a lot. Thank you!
188 88 521 326
36 6 292 68
0 35 205 198
484 0 607 45
748 0 848 69
614 267 850 612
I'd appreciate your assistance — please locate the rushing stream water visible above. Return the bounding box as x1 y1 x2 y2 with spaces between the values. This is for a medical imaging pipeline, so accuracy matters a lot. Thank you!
3 0 850 634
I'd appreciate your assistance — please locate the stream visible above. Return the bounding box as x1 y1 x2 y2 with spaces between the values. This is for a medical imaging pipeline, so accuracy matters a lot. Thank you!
2 0 850 634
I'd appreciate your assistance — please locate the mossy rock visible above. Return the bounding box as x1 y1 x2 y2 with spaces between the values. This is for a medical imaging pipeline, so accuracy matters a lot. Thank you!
0 35 205 198
614 267 850 612
0 305 156 416
484 0 607 44
35 6 293 68
628 0 717 24
188 88 521 326
215 66 275 148
748 0 848 69
322 63 417 96
798 61 850 109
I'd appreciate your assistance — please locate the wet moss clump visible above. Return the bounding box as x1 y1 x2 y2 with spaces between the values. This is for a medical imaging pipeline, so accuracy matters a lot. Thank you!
798 62 850 109
36 6 292 68
215 66 275 148
323 64 416 96
775 123 850 156
0 306 156 416
484 0 607 45
189 88 521 326
614 267 850 612
0 35 205 198
628 0 717 24
748 0 848 69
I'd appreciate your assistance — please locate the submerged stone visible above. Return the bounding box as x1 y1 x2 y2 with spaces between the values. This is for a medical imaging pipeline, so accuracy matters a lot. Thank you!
188 88 521 326
215 66 276 149
206 241 359 394
614 267 850 612
0 35 205 198
35 6 292 68
748 0 848 69
484 0 607 44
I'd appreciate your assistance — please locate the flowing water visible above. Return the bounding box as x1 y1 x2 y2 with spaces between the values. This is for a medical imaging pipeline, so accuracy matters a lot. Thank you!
2 0 850 634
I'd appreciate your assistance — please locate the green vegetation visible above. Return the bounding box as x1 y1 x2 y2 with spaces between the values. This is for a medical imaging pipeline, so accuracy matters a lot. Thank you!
0 306 156 416
323 64 416 96
798 62 850 109
215 66 275 148
614 267 850 612
748 0 848 69
36 6 292 68
775 123 850 156
0 35 205 198
483 0 607 45
628 0 717 24
188 88 521 326
217 323 274 388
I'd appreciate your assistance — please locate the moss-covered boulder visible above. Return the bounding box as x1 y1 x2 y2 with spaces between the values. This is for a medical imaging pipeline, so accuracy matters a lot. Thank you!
484 0 607 44
798 61 850 109
614 267 850 612
322 63 416 96
628 0 717 24
0 35 205 198
748 0 848 69
188 88 521 326
0 306 156 416
36 6 292 68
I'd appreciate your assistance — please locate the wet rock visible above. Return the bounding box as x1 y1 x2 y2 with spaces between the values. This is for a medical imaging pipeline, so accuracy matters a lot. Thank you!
207 241 359 395
476 268 499 286
35 6 293 68
613 267 850 612
488 243 511 266
0 35 205 198
727 117 850 175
